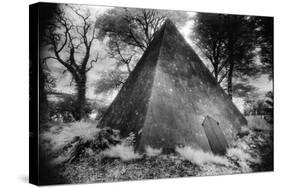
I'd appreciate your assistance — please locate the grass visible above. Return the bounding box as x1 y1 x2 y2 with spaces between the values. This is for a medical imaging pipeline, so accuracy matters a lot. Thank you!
102 143 142 161
40 120 100 153
145 146 163 157
176 146 230 166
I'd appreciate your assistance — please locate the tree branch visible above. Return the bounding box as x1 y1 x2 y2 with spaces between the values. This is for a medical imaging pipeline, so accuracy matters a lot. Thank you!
86 53 99 72
218 69 229 84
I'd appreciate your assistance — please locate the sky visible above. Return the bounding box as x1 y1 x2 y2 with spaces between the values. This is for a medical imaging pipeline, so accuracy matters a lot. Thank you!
46 4 272 112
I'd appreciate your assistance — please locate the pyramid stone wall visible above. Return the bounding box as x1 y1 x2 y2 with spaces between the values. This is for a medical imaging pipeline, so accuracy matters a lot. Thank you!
97 25 165 139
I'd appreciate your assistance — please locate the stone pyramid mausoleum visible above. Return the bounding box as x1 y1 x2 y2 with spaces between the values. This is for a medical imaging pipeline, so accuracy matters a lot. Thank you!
97 19 247 154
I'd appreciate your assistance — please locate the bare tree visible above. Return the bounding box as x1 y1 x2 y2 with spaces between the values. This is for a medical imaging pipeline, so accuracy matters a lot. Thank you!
43 6 99 120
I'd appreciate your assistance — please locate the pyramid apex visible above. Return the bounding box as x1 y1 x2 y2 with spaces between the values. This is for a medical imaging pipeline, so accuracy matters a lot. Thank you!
164 18 174 24
155 18 178 39
163 18 176 28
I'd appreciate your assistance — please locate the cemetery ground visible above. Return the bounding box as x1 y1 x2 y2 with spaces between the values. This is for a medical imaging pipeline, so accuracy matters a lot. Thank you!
38 117 273 185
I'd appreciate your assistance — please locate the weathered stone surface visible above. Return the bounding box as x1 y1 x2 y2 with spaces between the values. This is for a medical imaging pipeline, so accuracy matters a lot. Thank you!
202 116 229 155
97 19 247 153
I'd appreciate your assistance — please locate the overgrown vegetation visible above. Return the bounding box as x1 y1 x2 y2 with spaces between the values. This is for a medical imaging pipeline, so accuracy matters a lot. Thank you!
39 117 273 184
48 95 93 122
176 146 229 166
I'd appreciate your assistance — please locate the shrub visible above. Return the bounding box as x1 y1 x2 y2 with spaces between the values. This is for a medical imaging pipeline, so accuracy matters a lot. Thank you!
48 95 93 122
124 132 136 146
145 146 163 157
40 121 100 152
102 143 142 161
226 147 261 172
176 146 230 166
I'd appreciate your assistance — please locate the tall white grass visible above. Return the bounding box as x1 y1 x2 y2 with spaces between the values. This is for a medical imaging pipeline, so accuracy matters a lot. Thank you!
102 143 142 161
40 121 100 152
145 146 163 157
176 146 230 166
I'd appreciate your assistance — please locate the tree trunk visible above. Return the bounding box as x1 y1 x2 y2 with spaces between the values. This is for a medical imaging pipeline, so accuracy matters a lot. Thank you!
213 62 219 82
75 75 87 121
227 59 234 100
125 63 131 74
226 30 235 100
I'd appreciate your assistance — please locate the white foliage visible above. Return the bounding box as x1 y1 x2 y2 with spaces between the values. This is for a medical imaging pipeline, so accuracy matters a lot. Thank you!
240 126 250 133
176 146 230 166
227 148 252 161
145 146 163 157
226 147 261 172
40 121 100 152
102 143 142 161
